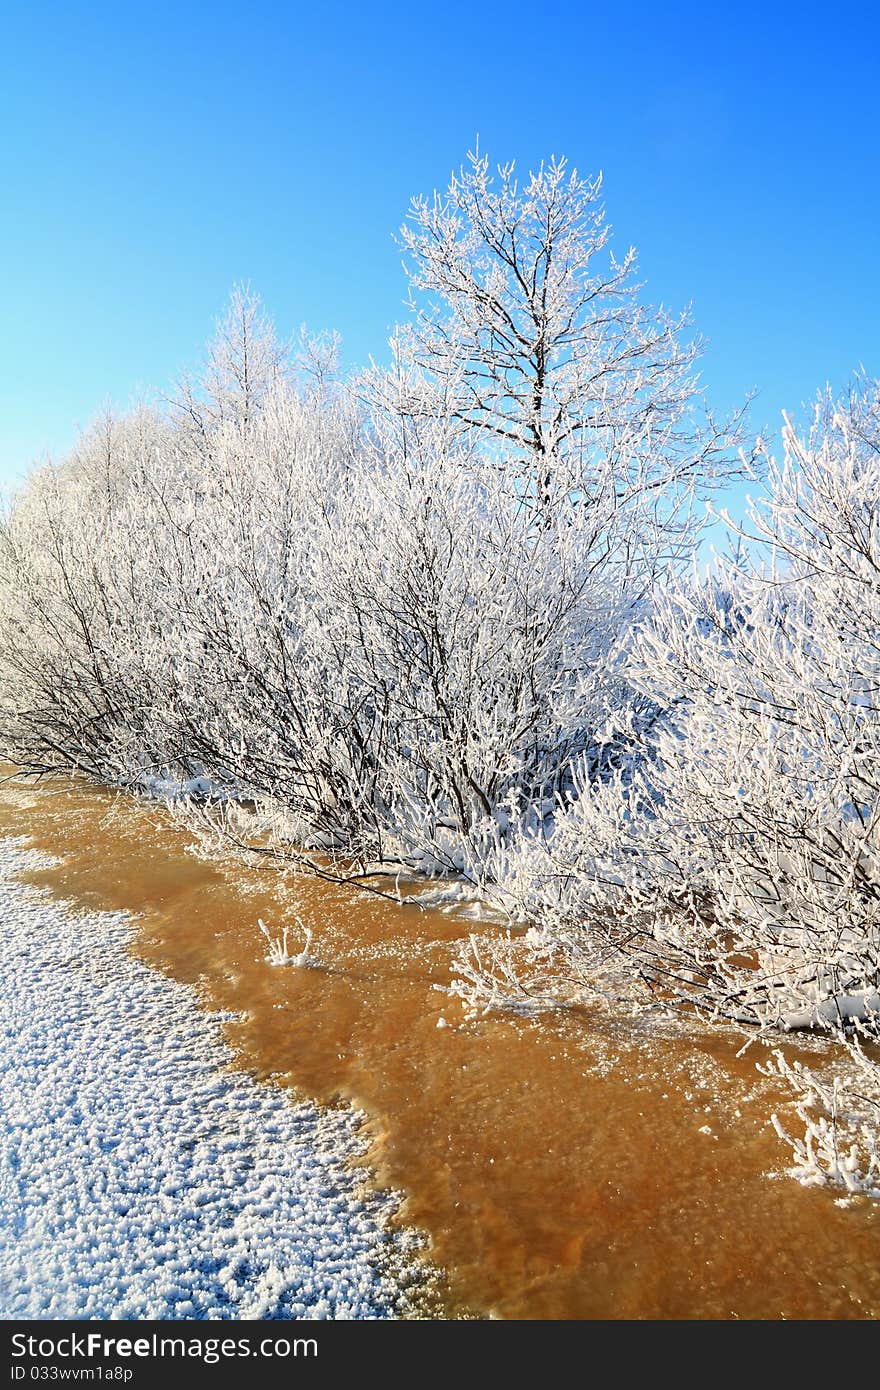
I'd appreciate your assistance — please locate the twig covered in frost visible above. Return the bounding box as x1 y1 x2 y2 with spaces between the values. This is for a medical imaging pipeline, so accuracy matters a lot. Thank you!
448 931 570 1017
761 1035 880 1197
258 917 316 968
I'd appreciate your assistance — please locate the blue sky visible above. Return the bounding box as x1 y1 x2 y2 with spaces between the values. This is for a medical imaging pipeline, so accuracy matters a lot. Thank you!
2 0 877 537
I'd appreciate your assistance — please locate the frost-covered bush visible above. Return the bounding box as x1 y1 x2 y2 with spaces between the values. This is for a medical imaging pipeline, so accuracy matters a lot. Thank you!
314 413 659 876
454 377 880 1198
0 406 171 779
132 373 369 845
492 378 880 1043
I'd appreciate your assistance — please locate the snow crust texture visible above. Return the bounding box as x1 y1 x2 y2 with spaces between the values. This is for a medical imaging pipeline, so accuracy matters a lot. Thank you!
0 839 419 1319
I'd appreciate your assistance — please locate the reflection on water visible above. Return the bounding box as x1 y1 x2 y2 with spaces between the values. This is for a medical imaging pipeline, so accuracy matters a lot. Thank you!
2 774 878 1319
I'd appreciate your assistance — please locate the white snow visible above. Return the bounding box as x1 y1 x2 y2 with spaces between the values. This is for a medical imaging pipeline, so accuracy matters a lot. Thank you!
0 838 426 1320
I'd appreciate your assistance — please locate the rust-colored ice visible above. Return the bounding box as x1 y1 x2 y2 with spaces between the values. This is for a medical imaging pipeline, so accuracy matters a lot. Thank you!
2 773 878 1319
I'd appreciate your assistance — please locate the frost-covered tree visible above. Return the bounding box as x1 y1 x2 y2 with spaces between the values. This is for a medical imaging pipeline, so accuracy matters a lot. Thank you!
374 145 737 529
170 284 291 449
343 146 745 871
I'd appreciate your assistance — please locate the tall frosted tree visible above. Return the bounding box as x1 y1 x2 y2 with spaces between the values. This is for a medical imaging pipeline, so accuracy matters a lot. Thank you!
376 146 738 536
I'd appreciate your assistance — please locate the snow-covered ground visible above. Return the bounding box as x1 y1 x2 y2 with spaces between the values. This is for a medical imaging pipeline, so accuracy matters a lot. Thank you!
0 837 428 1319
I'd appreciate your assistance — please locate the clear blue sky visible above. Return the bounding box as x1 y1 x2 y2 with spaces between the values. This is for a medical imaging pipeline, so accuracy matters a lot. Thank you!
2 0 878 533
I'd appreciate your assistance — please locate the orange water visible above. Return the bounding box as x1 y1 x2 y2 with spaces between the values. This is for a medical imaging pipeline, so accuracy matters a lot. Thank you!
2 774 878 1319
